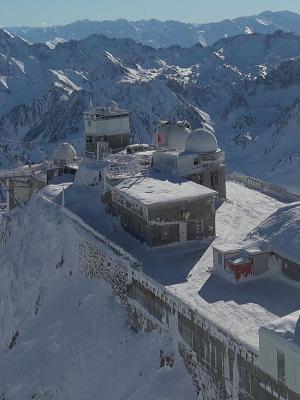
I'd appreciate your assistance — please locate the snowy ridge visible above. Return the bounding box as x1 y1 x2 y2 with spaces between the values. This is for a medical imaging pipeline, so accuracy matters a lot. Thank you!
1 29 300 190
0 190 196 399
6 11 300 48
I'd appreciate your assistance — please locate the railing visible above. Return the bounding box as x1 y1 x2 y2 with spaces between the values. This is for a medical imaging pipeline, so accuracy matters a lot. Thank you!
175 159 225 178
227 171 300 203
104 164 149 181
84 109 129 119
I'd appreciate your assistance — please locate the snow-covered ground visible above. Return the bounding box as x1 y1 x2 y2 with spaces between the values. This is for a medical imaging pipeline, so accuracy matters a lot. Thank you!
51 178 300 350
0 192 196 400
168 182 300 349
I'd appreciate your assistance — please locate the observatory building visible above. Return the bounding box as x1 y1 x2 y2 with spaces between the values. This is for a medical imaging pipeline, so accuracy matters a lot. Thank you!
84 100 130 158
153 122 226 199
53 143 77 168
105 173 217 247
155 120 191 151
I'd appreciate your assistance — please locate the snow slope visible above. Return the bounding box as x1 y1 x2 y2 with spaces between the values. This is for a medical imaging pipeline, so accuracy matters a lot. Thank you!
0 193 196 399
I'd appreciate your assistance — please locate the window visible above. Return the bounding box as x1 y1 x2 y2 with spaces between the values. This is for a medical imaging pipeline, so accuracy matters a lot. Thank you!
198 174 203 185
86 136 92 144
277 349 286 382
218 252 223 266
194 159 199 165
160 225 170 241
195 220 203 238
88 120 92 127
210 172 219 187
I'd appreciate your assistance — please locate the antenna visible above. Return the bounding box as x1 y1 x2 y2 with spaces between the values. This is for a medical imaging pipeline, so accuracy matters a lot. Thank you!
62 188 65 207
89 95 95 112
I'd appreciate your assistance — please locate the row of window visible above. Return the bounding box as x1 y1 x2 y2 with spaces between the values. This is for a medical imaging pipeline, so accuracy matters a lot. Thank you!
194 172 219 187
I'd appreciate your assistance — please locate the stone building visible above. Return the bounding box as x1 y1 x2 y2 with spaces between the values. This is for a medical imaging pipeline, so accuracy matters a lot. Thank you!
84 100 130 157
153 122 226 199
106 174 216 247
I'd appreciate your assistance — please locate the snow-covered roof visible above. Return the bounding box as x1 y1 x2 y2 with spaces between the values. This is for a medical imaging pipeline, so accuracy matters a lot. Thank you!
248 202 300 265
260 310 300 346
114 175 216 207
53 143 77 162
185 127 218 154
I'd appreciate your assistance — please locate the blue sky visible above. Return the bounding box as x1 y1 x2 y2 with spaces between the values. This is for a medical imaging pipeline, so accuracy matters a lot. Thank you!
2 0 300 26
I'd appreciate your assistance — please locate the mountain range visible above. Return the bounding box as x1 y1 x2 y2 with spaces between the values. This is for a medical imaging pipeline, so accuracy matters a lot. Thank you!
6 10 300 48
1 24 300 192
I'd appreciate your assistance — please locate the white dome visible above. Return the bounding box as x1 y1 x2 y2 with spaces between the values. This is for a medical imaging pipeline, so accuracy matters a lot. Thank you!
107 100 118 111
157 120 191 151
53 143 77 161
185 127 218 153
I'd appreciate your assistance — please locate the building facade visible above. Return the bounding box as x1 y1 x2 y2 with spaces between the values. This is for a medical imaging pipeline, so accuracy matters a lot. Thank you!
84 101 130 157
153 123 226 199
106 176 216 247
259 311 300 395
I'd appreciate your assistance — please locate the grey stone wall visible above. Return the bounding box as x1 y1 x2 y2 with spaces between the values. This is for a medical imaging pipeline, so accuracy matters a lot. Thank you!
188 165 226 199
108 194 215 247
79 240 128 304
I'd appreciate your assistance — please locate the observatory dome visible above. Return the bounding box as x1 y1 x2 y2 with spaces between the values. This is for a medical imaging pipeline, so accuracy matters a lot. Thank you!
53 143 77 162
107 100 118 111
157 120 191 151
185 127 218 153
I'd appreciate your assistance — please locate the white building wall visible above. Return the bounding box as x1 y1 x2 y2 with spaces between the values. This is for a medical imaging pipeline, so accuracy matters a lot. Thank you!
259 328 300 394
152 152 177 172
85 116 130 137
213 248 224 271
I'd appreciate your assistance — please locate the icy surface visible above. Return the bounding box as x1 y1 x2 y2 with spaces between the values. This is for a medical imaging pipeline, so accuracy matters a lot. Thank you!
0 193 196 399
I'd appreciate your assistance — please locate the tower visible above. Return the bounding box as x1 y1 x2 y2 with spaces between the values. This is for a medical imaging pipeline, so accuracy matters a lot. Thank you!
84 100 130 158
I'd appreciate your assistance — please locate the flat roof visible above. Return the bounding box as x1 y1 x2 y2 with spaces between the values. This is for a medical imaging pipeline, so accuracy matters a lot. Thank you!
114 175 217 207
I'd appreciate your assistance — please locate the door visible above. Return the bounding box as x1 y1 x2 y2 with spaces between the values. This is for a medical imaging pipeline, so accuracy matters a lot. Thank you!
179 222 187 244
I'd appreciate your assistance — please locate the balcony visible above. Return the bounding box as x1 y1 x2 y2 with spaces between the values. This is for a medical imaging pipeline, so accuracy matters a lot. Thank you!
175 151 225 177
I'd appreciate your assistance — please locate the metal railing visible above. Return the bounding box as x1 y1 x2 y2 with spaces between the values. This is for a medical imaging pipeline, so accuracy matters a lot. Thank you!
227 171 300 203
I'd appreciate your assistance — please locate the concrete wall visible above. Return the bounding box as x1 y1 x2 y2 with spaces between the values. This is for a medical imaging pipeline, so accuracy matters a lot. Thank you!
253 253 269 276
259 328 300 395
7 176 47 210
85 115 130 137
